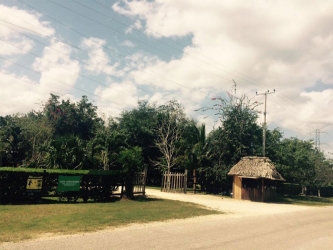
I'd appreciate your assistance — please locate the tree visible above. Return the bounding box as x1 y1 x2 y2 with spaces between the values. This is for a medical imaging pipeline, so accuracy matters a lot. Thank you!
0 115 27 166
264 128 283 162
203 93 262 170
17 111 52 167
41 134 88 169
76 95 103 140
311 152 333 197
43 94 102 139
91 125 126 170
117 101 161 184
118 146 144 199
154 100 188 173
276 138 316 194
178 123 211 192
117 101 159 167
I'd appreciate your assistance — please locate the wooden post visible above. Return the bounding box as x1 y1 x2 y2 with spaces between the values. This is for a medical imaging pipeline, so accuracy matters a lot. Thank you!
184 170 188 194
142 168 147 195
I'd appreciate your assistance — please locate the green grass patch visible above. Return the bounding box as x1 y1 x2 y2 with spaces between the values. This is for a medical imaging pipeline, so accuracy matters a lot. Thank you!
0 197 220 243
271 195 333 206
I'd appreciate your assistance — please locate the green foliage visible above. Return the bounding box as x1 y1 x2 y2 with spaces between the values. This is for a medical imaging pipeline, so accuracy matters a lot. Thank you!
44 94 102 139
118 146 144 198
118 146 144 174
0 167 118 176
117 101 160 166
275 137 316 187
0 115 27 166
1 92 332 197
202 95 262 176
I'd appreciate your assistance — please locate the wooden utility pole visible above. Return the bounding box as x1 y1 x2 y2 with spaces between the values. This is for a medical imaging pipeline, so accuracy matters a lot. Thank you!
256 89 275 157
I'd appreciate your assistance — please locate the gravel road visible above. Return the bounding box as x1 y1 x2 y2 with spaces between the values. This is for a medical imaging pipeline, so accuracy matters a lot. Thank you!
1 188 332 250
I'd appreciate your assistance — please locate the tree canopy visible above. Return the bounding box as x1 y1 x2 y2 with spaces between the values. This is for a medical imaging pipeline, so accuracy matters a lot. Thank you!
0 93 332 196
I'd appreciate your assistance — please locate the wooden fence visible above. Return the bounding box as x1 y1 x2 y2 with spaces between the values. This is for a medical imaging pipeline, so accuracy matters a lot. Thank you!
161 170 188 193
115 169 147 197
133 169 147 195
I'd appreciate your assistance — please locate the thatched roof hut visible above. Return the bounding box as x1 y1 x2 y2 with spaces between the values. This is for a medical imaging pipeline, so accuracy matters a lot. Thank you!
228 156 285 181
228 157 284 202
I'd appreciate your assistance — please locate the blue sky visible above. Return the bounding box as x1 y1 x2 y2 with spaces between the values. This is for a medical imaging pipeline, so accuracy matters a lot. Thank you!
0 0 332 156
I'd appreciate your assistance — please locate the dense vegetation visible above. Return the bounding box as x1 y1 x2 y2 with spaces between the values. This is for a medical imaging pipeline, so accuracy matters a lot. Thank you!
0 93 332 196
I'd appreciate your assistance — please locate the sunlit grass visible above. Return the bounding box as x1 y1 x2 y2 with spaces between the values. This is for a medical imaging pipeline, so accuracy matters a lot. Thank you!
0 197 221 243
271 195 333 206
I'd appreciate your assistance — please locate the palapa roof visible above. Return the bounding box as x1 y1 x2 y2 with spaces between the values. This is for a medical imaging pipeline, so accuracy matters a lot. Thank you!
228 156 285 181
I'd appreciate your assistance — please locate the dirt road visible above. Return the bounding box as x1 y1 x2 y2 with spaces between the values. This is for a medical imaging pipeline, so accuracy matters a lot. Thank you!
1 188 332 250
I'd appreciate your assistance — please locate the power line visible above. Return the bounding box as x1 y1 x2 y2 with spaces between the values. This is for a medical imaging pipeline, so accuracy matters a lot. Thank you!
0 20 208 113
90 0 303 109
45 0 317 118
1 0 330 141
3 1 305 112
0 56 126 110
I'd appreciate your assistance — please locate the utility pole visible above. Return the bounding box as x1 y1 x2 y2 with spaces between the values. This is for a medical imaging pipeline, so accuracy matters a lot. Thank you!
315 129 321 151
314 129 328 152
256 89 275 157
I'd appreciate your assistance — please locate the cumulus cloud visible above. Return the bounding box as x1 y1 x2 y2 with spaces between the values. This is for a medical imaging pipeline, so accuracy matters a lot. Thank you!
94 79 141 117
0 4 54 38
0 38 34 56
0 4 54 56
81 37 123 77
114 0 333 141
0 70 56 115
32 40 80 94
0 4 64 115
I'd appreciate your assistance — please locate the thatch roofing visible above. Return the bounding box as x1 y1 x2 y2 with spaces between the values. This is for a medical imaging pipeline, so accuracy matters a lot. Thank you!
228 156 285 181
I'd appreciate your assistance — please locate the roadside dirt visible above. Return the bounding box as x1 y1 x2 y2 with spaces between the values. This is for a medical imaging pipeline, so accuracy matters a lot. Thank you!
145 188 311 217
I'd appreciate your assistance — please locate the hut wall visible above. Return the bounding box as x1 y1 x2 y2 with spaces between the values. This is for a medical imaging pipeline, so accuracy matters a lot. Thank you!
263 188 276 201
241 187 262 201
240 179 277 202
233 176 242 199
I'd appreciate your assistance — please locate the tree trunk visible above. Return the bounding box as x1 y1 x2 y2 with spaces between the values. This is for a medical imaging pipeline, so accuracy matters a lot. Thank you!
317 188 321 197
123 175 134 199
167 166 171 191
301 186 307 195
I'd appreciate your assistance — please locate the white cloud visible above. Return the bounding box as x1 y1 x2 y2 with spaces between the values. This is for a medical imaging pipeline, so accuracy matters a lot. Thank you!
94 80 140 117
0 4 54 38
32 40 80 94
0 39 79 116
0 38 34 56
121 40 135 48
0 4 55 57
81 37 123 76
125 21 142 34
0 70 55 115
114 0 333 139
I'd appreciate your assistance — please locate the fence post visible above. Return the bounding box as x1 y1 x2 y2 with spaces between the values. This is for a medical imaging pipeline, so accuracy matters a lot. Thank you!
184 170 188 194
142 168 147 196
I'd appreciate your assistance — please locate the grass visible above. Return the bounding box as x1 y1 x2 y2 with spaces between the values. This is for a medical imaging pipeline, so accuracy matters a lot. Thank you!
271 195 333 206
0 197 221 243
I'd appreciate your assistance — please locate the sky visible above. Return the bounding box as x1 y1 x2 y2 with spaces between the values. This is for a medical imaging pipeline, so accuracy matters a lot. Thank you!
0 0 332 157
